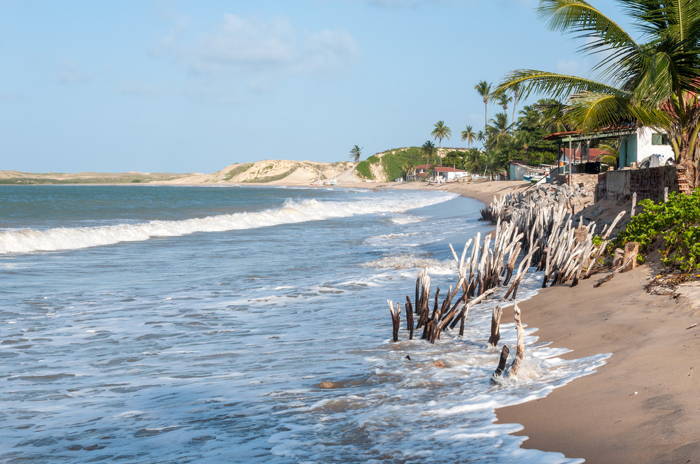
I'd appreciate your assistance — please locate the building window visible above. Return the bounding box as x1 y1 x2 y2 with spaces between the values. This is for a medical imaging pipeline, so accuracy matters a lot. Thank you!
651 133 670 145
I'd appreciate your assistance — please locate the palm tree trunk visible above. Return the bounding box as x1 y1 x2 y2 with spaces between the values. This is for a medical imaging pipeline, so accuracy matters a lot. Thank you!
484 103 488 133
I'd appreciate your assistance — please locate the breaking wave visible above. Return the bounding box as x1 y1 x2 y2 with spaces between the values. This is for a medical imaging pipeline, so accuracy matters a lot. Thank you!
0 193 458 254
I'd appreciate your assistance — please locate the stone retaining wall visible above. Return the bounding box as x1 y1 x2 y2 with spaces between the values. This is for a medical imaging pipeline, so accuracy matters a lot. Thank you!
595 166 686 202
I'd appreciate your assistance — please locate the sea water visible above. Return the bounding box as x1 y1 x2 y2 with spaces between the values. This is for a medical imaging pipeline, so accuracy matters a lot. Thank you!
0 185 606 463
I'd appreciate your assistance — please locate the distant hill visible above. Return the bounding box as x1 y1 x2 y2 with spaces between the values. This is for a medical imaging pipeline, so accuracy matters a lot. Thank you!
1 148 466 186
158 160 361 186
354 147 469 182
0 171 182 184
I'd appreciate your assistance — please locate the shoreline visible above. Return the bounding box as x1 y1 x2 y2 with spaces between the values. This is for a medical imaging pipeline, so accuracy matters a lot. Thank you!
5 179 697 461
494 266 700 463
438 182 700 463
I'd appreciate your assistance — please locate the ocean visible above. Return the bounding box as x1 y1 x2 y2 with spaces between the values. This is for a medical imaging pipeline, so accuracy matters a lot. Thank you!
0 185 606 463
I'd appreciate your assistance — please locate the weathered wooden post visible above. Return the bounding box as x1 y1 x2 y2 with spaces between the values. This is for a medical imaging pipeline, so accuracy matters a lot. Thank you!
631 191 637 217
509 304 525 377
491 345 510 383
488 306 503 347
387 300 401 342
404 296 414 340
623 241 639 271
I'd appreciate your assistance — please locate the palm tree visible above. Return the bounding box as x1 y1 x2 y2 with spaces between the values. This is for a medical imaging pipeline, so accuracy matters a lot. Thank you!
536 99 571 133
487 113 513 143
497 93 512 115
349 145 362 163
496 0 700 187
422 140 436 166
431 121 452 148
475 81 492 132
510 82 524 124
461 125 476 148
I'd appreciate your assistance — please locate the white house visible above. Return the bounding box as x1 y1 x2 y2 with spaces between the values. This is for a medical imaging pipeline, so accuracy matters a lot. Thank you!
434 166 468 181
619 127 675 167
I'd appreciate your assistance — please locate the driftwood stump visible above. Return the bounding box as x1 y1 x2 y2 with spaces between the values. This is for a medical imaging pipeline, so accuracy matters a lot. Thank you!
387 300 401 342
488 306 503 347
623 242 639 271
491 345 510 383
509 304 525 377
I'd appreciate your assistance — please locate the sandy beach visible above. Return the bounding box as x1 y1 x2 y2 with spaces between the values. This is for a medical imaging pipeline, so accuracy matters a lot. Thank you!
495 266 700 463
433 180 700 463
383 178 699 463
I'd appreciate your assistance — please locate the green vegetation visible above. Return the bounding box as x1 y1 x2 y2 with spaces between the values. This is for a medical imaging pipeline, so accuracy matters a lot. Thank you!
497 0 700 188
381 147 426 181
355 160 374 179
616 190 700 272
223 163 253 180
354 147 437 181
242 167 298 183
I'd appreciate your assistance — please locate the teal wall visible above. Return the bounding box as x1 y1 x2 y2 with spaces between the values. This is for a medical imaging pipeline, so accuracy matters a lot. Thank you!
619 134 637 168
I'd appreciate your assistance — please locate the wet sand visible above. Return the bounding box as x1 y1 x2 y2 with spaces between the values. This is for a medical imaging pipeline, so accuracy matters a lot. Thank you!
430 180 700 463
496 266 700 463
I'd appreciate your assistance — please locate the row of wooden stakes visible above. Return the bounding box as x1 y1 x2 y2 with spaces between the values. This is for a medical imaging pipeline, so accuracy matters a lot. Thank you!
385 185 626 380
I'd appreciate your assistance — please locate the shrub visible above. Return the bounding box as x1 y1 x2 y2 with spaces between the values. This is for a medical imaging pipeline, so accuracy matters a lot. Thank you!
616 189 700 272
380 147 425 181
242 167 298 183
355 160 374 179
224 163 253 181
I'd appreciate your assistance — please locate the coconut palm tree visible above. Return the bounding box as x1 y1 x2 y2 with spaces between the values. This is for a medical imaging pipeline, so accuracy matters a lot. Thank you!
349 145 362 163
497 92 512 115
422 140 436 166
496 0 700 187
431 121 452 148
510 82 524 123
475 81 492 132
461 125 476 148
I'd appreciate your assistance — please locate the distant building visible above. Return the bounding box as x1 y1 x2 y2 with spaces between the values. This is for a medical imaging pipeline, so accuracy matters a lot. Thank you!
434 166 468 182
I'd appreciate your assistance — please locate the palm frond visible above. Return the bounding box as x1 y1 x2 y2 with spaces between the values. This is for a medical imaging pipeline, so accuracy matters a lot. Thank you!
566 91 634 131
539 0 638 54
496 69 628 100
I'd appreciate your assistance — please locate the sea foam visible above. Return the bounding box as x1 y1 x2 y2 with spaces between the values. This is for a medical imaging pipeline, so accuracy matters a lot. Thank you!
0 192 458 254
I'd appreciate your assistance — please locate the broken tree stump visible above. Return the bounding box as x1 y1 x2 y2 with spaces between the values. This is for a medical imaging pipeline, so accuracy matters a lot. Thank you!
623 242 639 271
404 296 414 340
387 300 401 342
509 304 525 377
488 306 503 347
491 345 510 383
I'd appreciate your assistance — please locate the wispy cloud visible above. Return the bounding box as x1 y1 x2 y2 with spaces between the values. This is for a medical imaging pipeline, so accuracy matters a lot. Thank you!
155 14 358 76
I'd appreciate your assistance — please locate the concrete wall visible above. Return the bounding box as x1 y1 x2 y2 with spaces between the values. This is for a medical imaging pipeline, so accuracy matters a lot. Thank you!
595 166 683 202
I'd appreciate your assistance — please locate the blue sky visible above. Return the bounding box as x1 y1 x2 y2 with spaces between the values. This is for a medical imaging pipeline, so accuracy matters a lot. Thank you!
1 0 632 173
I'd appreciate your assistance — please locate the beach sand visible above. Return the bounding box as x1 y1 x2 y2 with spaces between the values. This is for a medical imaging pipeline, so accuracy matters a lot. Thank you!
495 266 700 464
425 180 700 463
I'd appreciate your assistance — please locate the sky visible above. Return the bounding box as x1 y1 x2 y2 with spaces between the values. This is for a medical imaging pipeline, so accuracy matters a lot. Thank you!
0 0 633 173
